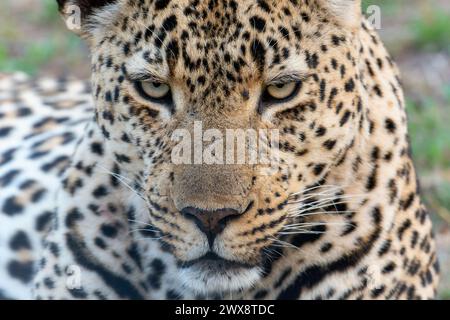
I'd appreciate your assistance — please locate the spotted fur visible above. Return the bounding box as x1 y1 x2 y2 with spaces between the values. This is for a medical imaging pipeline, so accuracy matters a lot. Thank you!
0 0 439 299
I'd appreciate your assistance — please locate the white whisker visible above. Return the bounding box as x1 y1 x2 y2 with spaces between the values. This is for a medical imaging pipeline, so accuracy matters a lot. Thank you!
133 236 168 242
282 221 352 229
128 227 159 235
128 218 153 227
96 164 147 200
287 210 355 217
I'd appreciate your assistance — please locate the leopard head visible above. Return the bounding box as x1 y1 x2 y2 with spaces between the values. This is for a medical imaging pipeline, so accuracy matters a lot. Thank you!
58 0 365 294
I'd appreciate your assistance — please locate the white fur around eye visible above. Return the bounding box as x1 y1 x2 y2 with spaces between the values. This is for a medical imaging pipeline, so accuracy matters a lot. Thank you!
266 82 297 99
140 82 170 99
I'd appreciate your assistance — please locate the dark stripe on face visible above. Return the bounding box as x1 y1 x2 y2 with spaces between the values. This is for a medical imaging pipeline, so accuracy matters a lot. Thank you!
277 206 382 299
250 39 266 72
66 233 144 299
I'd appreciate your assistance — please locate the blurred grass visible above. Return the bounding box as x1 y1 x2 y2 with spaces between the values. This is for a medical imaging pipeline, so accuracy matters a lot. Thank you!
0 0 449 299
412 10 450 51
409 97 450 170
362 0 401 14
0 0 87 76
0 40 56 74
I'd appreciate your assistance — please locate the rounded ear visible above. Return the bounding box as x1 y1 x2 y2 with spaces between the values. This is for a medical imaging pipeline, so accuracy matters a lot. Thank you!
57 0 119 37
318 0 362 29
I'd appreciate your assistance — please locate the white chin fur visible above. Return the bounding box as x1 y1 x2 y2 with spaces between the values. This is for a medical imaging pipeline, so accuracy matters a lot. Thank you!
177 266 262 295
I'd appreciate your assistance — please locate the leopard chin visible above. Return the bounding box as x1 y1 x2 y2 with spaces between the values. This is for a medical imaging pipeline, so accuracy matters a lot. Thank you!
177 262 262 295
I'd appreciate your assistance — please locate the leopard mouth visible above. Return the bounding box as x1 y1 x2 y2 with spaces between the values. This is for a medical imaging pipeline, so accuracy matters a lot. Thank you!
181 251 256 270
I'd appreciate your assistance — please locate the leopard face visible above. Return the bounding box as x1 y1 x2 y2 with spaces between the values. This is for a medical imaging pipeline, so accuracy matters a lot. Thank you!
59 0 366 294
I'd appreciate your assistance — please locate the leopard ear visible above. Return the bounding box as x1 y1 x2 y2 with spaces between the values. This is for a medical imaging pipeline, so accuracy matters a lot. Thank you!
319 0 362 29
57 0 120 37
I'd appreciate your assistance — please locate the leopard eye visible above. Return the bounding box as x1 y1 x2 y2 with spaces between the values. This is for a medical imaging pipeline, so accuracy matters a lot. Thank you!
134 81 171 101
266 82 298 100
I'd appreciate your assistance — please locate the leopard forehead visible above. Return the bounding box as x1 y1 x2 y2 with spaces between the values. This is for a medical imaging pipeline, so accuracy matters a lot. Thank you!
90 0 350 87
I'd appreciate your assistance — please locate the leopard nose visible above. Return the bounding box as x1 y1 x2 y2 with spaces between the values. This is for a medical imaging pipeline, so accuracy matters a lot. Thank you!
181 207 241 246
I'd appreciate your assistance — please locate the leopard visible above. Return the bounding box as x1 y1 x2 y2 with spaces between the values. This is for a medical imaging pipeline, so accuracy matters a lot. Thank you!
0 0 439 300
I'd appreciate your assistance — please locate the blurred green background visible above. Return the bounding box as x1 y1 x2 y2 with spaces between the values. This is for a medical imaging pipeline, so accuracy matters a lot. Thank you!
0 0 449 299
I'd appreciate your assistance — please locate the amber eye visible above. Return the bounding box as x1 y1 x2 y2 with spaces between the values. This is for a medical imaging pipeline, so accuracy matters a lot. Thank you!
134 81 172 102
265 82 298 100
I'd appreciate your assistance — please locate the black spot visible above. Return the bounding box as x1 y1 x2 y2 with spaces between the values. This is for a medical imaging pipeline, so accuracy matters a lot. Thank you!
256 0 271 13
93 185 108 198
101 224 118 238
49 242 60 257
115 153 131 163
2 196 23 216
94 237 107 249
100 125 110 140
65 208 84 228
402 192 415 211
0 169 20 187
323 139 337 150
313 163 326 176
162 15 177 31
123 42 130 56
69 287 88 299
382 261 396 274
166 39 180 61
43 277 55 289
385 118 396 133
127 242 143 271
320 243 333 253
315 126 327 137
371 285 386 298
344 78 355 92
41 155 69 172
91 142 104 156
121 133 131 143
339 110 352 126
32 189 47 203
373 85 383 97
250 39 266 72
8 260 34 283
301 12 310 22
0 126 13 137
331 35 345 46
306 51 319 69
397 219 412 240
378 239 391 256
147 258 166 290
9 231 32 251
341 223 357 236
105 91 112 102
249 16 266 31
197 76 206 85
319 79 326 101
155 0 171 10
17 107 32 117
35 211 53 232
